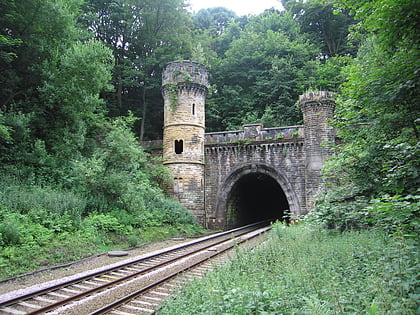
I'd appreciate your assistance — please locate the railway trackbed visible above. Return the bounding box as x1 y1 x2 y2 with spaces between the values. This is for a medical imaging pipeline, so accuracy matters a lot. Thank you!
0 222 271 315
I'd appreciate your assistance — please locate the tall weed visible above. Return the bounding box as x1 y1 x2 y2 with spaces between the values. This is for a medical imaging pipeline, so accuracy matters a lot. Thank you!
159 224 419 314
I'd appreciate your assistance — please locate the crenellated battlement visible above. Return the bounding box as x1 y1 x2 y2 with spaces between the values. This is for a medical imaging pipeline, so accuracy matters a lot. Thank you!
159 60 336 228
205 124 303 143
162 60 209 88
299 91 335 104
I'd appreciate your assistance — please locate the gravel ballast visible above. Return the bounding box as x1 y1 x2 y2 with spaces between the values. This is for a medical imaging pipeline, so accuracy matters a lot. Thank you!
0 238 185 298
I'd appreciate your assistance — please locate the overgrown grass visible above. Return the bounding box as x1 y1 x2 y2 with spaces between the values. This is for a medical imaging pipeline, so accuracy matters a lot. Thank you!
0 215 203 280
0 180 205 280
159 223 419 314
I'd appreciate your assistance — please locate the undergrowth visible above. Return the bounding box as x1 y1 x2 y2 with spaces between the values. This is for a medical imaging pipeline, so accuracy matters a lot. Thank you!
159 223 419 314
0 180 205 280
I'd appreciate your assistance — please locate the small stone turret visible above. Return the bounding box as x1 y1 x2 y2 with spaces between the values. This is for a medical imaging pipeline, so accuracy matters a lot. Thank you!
300 91 335 211
162 61 209 224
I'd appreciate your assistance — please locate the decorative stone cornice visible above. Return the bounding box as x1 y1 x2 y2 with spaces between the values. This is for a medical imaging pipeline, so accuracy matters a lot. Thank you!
164 122 205 129
161 82 208 96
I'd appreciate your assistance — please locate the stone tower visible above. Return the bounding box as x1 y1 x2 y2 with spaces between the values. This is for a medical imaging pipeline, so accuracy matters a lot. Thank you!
161 61 209 224
300 91 335 211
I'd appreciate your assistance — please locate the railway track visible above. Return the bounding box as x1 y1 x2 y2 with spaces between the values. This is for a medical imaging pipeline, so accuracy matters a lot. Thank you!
0 222 271 315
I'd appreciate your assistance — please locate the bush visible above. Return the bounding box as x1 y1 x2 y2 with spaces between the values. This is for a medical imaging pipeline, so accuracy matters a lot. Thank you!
83 213 124 233
367 194 420 236
0 114 203 279
0 181 86 223
306 185 420 237
305 186 371 231
0 217 21 246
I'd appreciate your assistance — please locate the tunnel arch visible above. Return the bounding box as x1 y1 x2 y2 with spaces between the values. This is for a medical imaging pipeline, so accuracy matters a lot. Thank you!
215 164 301 228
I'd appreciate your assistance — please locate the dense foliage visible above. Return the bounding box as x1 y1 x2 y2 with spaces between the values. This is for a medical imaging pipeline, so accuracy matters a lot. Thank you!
194 4 354 131
309 0 419 236
1 0 418 285
0 0 201 278
160 223 418 314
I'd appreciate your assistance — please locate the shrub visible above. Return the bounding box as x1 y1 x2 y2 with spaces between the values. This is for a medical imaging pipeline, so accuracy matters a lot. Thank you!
366 194 420 236
127 234 139 247
305 187 371 231
0 182 86 225
83 213 125 234
0 219 21 246
306 185 419 237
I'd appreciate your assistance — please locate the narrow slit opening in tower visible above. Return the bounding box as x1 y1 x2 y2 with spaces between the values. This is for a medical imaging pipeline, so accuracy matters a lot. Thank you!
192 103 195 115
175 139 183 154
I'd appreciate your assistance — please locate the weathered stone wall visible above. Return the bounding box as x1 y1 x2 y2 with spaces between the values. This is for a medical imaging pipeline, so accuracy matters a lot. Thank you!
168 163 205 223
300 91 335 209
158 61 335 228
204 138 306 228
161 61 209 224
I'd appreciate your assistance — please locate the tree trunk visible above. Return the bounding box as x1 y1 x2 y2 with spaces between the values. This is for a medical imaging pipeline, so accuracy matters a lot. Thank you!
139 85 147 142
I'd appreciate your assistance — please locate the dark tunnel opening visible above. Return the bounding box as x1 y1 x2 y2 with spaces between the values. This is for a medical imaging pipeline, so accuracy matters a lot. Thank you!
225 173 290 228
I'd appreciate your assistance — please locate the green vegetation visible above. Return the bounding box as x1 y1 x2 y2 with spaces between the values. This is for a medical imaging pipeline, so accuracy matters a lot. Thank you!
1 0 418 304
313 0 419 238
0 0 204 279
160 1 419 314
0 172 203 279
0 115 203 279
160 0 420 313
159 223 418 314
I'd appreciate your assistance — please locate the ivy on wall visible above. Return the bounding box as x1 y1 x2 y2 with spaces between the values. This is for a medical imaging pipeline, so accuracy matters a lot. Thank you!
165 82 179 111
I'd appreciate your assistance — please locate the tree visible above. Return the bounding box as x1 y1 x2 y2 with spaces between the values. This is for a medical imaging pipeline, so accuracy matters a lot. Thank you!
206 10 318 131
0 0 112 182
282 0 356 57
325 0 420 196
81 0 193 140
191 7 239 62
193 7 237 36
37 40 112 159
0 0 82 111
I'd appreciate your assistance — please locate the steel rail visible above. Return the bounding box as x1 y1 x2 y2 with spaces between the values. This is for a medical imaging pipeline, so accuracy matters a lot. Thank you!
0 221 269 315
90 226 271 315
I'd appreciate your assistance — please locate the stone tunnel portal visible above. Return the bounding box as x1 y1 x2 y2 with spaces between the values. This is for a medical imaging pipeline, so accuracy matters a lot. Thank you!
224 172 290 228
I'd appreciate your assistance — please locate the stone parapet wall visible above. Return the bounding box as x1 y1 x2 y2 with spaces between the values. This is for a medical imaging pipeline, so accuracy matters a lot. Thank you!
205 124 304 143
142 125 304 149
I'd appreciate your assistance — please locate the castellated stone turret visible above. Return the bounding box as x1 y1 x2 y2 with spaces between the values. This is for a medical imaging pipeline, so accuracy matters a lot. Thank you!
300 91 335 210
161 61 209 224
